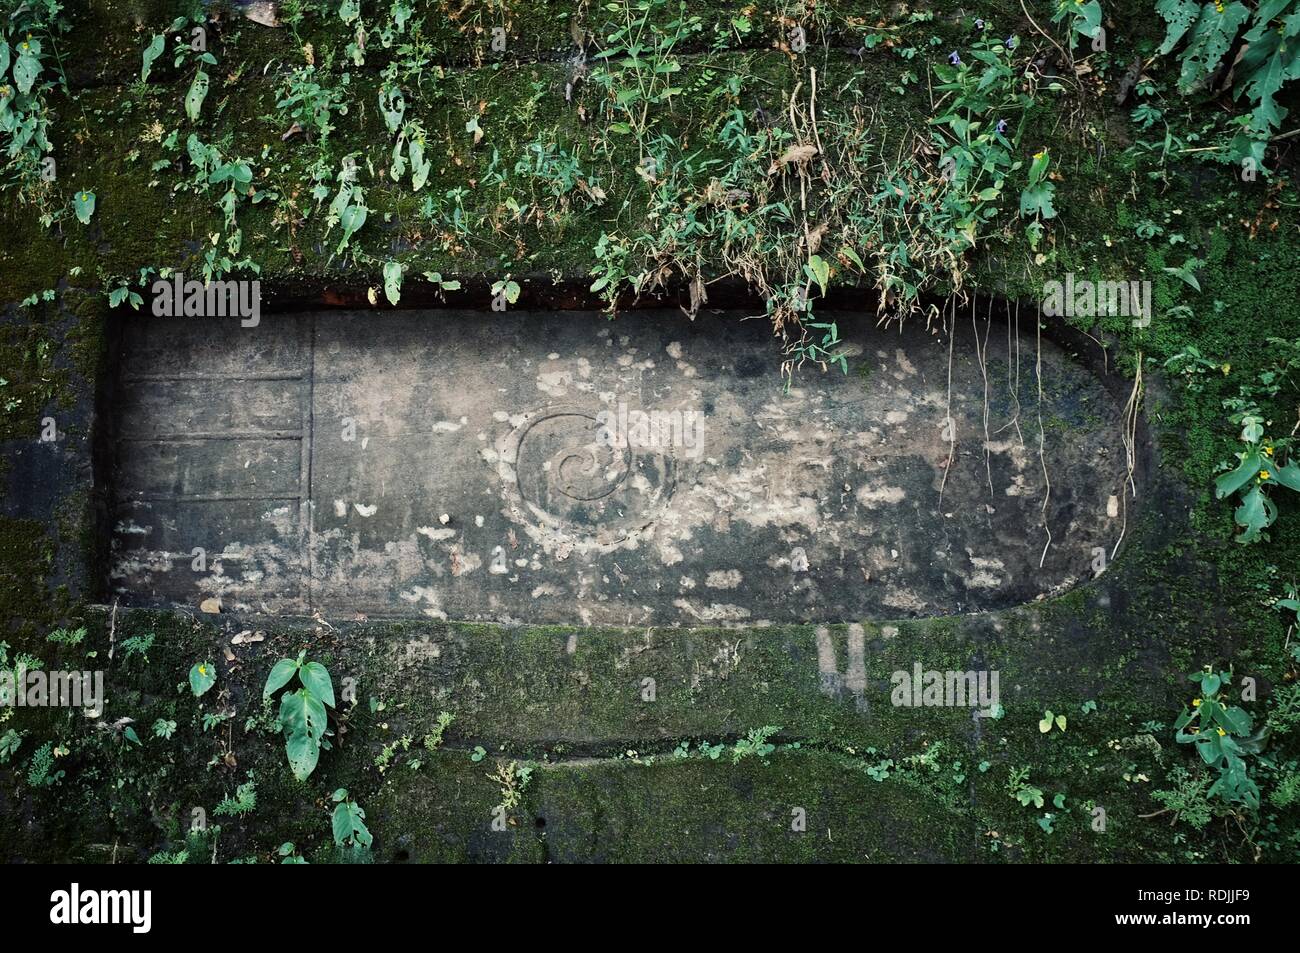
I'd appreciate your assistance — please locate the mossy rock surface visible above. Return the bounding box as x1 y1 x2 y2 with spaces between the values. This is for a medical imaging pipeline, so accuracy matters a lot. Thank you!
2 1 1300 863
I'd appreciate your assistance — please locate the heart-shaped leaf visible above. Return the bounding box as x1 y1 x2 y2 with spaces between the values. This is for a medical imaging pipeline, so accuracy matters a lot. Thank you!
189 661 216 697
263 657 299 700
299 660 336 707
73 191 95 225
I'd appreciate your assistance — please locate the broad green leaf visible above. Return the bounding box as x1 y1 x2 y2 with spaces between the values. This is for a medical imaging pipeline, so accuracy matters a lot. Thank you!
285 728 320 780
185 69 210 123
1026 149 1050 185
409 136 431 191
14 50 41 95
1215 452 1262 499
806 255 830 297
379 84 405 135
1196 733 1222 765
1019 182 1056 219
1234 485 1276 542
1216 705 1253 736
390 137 408 182
337 203 367 253
141 34 165 83
73 191 95 225
1270 461 1300 491
263 657 299 700
279 688 328 780
299 661 336 707
839 246 865 272
189 661 216 697
332 799 373 848
1074 0 1103 38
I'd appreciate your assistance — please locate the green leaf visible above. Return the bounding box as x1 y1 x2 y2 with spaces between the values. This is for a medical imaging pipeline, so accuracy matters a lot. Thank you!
1038 711 1053 733
1019 181 1056 219
141 34 165 83
1027 149 1051 185
409 136 431 191
332 798 373 848
73 191 95 225
382 260 403 306
189 661 216 697
185 69 210 123
1216 705 1253 736
1215 452 1263 499
337 203 367 253
1075 1 1103 38
285 730 320 780
1234 484 1276 543
263 657 299 700
279 688 328 781
13 50 41 95
299 661 336 707
1270 461 1300 492
379 84 405 135
806 255 830 297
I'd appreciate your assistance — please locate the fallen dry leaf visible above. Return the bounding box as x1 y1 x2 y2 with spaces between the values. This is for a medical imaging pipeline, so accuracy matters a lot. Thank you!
769 143 818 174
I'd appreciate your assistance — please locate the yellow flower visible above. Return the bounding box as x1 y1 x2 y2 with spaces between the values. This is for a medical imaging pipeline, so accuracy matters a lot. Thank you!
1216 728 1226 736
1221 363 1230 374
198 664 207 676
1260 469 1271 481
1192 698 1201 707
1264 446 1275 456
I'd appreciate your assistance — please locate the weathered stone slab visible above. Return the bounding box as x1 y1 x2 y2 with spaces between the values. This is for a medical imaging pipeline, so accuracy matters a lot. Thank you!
109 309 1131 623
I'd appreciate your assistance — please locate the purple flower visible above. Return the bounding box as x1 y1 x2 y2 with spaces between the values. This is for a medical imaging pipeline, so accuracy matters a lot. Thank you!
1005 36 1017 50
975 18 985 31
996 118 1008 135
949 51 962 66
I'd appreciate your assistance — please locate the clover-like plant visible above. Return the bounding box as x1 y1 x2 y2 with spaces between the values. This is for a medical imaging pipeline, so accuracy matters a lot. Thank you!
263 650 335 781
